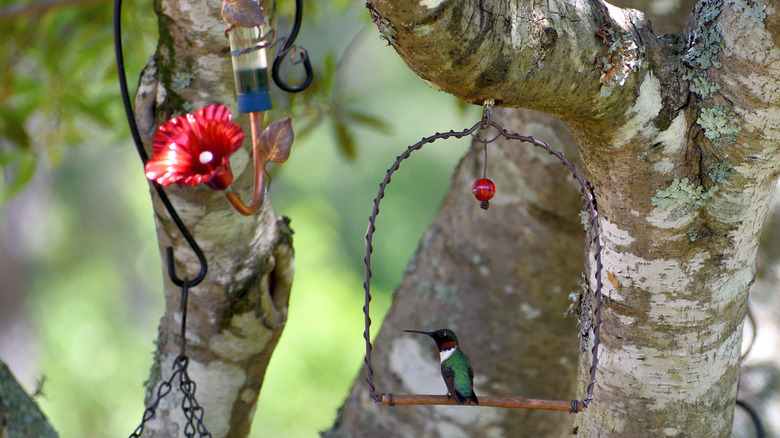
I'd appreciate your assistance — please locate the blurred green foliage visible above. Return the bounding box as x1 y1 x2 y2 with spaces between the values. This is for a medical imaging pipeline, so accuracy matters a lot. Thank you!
0 0 475 437
0 0 154 201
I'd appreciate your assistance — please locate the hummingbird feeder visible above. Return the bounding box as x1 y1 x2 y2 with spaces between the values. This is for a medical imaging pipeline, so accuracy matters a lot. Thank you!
141 2 308 217
222 18 279 216
217 0 310 215
228 25 272 114
361 102 604 413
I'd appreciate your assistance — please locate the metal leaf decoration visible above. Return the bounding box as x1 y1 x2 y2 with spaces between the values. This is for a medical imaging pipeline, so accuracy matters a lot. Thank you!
259 117 294 164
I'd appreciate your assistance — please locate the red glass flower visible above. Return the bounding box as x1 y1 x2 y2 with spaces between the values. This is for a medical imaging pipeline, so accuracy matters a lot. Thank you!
145 104 245 191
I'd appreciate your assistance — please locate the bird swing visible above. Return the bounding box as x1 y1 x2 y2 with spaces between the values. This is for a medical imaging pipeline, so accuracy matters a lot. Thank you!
361 102 604 413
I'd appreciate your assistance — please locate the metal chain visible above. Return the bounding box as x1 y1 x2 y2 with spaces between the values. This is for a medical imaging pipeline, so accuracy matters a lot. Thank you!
179 357 211 438
363 105 604 408
128 356 211 438
128 280 212 437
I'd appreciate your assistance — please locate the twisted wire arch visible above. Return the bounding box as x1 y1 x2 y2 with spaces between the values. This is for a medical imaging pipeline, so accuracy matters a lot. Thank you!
362 115 604 408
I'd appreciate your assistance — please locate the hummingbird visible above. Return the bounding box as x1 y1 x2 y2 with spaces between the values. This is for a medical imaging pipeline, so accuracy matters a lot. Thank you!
404 328 479 405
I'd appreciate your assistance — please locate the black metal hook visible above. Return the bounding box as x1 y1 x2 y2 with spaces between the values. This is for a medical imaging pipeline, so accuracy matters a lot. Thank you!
271 0 313 92
481 100 494 129
166 238 208 287
735 399 765 438
113 0 208 288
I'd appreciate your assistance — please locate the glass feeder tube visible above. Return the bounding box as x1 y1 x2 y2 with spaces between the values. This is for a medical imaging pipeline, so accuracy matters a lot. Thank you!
229 26 272 113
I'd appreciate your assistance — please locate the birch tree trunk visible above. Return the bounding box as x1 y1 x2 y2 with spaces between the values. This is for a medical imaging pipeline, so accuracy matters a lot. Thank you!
332 1 780 436
132 0 294 436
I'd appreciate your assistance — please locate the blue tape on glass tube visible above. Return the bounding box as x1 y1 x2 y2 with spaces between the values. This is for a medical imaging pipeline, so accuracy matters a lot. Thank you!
238 92 272 113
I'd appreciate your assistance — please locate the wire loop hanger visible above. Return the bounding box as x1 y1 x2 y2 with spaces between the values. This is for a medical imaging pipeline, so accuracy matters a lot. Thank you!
271 0 313 92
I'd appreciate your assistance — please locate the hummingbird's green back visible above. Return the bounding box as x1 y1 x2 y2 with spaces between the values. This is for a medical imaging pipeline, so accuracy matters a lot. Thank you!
442 348 476 400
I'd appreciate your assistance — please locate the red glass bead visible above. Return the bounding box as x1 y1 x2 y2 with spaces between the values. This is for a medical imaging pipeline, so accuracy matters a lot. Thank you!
472 178 496 210
472 178 496 201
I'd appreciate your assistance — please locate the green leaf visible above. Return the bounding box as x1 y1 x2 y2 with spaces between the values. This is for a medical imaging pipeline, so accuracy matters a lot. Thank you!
319 52 337 96
0 108 32 149
344 110 392 134
332 118 356 159
1 150 37 202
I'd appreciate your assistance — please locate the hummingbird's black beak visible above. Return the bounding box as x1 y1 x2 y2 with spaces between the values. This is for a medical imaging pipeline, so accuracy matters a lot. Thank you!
404 329 434 336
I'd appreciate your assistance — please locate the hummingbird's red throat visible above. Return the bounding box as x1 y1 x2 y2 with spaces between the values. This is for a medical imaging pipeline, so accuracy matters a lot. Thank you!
441 341 456 351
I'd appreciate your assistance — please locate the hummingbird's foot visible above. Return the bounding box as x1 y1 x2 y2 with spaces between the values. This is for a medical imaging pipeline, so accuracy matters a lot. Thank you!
224 24 237 38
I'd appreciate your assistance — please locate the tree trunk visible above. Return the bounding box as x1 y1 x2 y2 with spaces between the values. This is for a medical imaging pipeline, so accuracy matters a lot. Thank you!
132 0 293 436
0 360 58 438
332 1 780 436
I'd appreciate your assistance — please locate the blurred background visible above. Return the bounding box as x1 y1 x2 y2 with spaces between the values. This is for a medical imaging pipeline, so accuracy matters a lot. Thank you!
0 0 778 437
0 0 474 436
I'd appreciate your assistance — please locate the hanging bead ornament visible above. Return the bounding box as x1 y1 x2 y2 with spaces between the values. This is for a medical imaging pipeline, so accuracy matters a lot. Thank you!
472 101 497 210
472 178 496 210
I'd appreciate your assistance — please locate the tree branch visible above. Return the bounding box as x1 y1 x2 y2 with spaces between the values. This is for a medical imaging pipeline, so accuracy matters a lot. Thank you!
0 360 58 438
129 0 293 436
367 0 667 126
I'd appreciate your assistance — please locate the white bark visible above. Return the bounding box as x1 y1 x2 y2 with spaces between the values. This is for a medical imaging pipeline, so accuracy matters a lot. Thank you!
343 0 780 436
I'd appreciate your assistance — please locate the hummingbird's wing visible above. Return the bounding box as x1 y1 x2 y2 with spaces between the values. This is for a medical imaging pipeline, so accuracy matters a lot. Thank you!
441 365 466 404
467 362 479 405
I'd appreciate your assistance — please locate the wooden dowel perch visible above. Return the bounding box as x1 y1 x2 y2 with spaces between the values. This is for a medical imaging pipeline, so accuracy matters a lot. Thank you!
379 394 583 413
